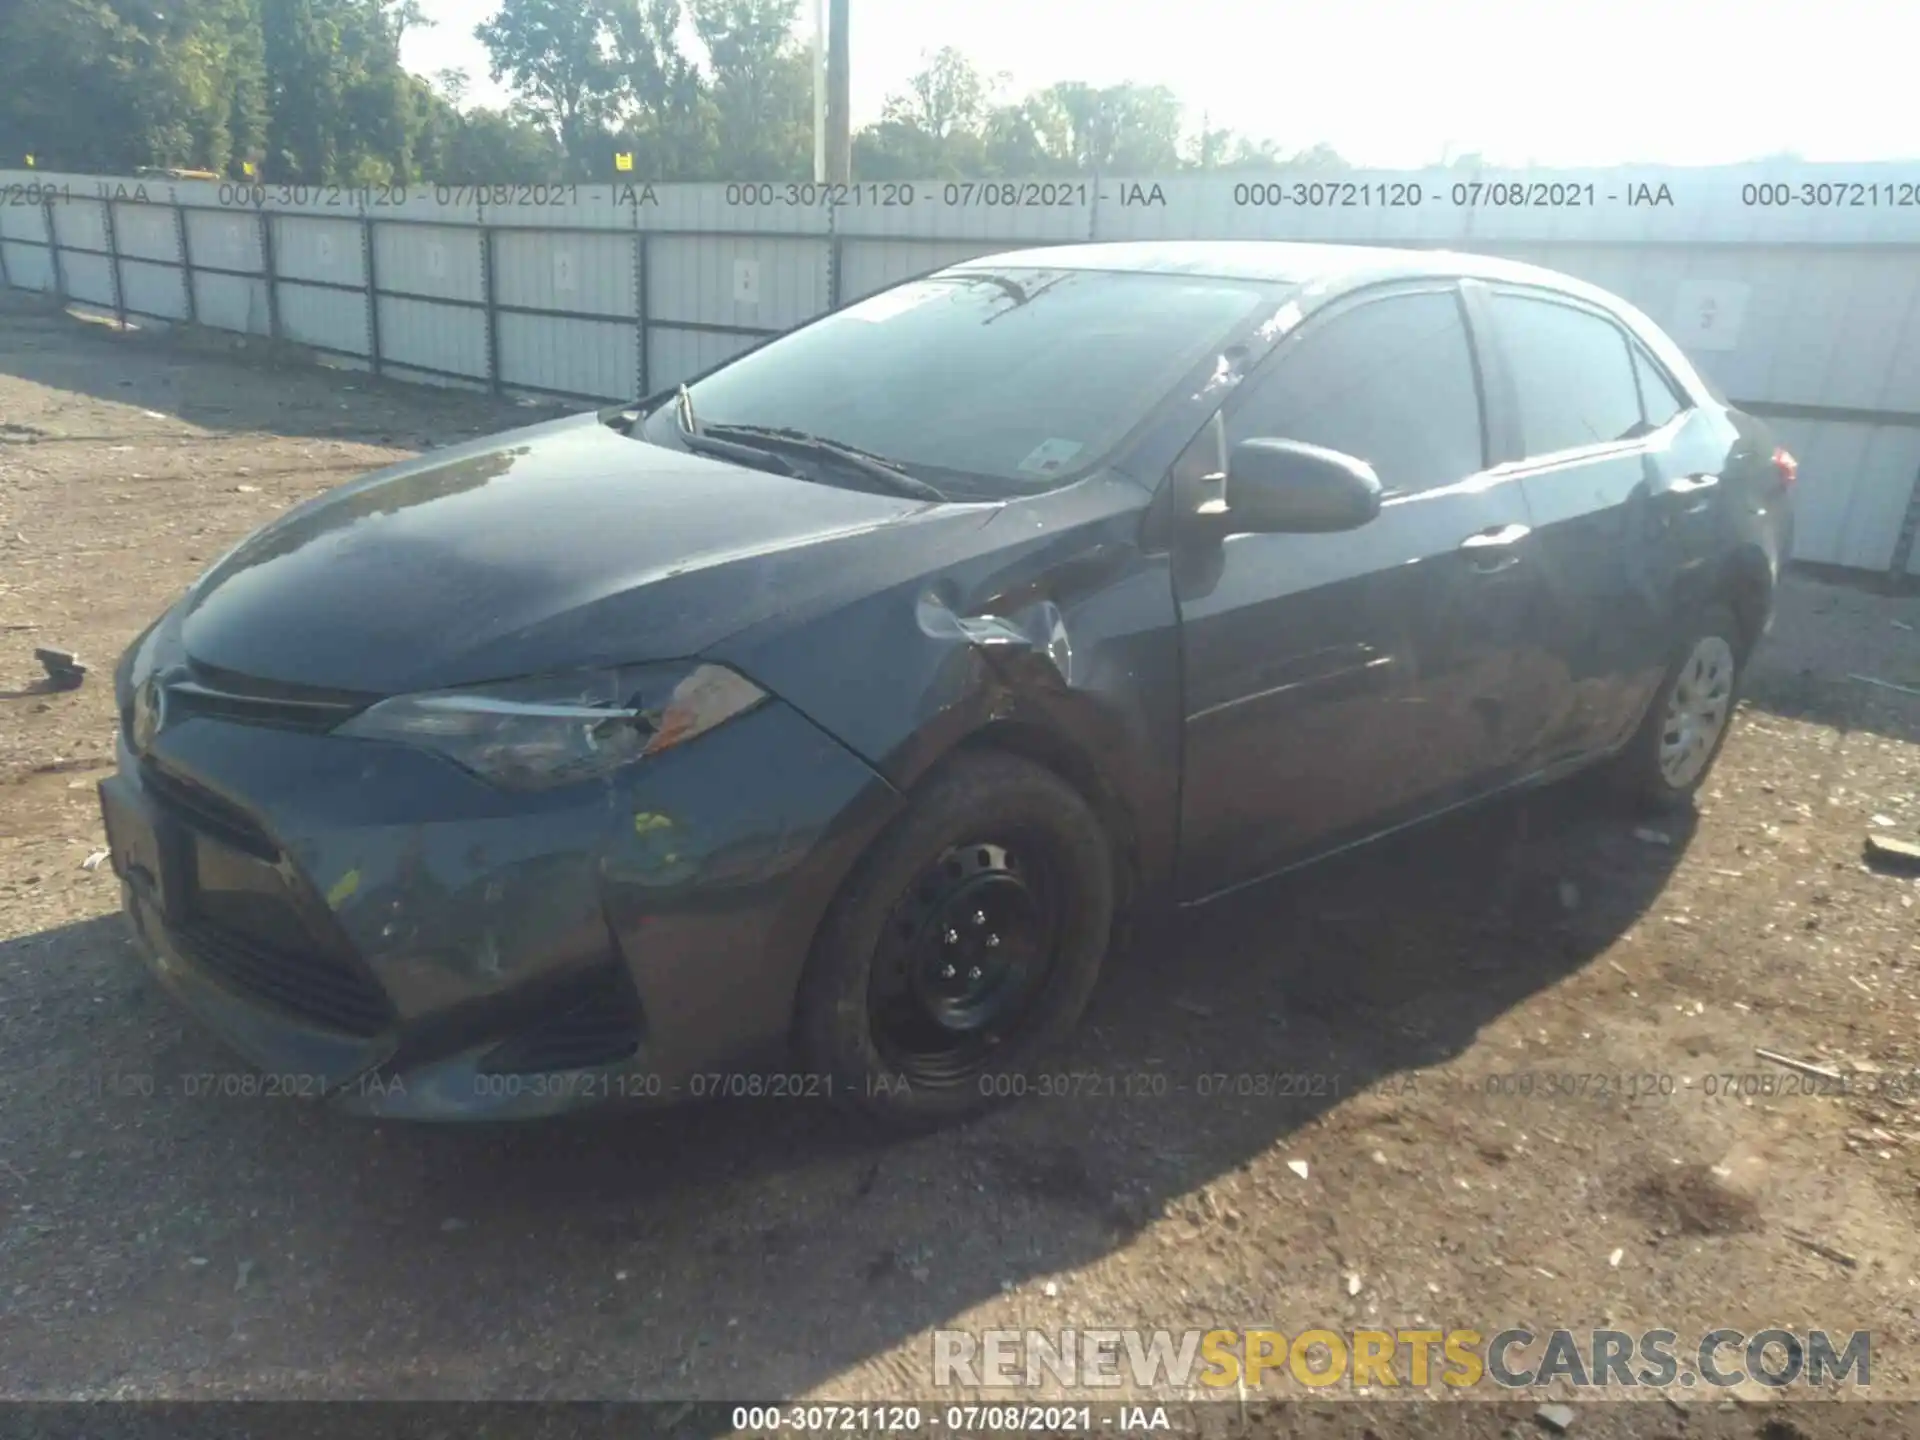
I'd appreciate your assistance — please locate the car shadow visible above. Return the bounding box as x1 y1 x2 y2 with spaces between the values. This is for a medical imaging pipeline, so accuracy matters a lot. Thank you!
0 776 1688 1408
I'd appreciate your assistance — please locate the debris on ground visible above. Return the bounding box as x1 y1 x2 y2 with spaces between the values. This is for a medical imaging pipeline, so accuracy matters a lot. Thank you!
1534 1402 1576 1433
1783 1228 1859 1269
1631 826 1672 846
33 646 87 689
1865 832 1920 871
1754 1048 1843 1082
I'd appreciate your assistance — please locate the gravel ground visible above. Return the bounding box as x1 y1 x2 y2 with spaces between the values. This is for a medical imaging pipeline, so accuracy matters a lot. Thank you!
3 290 1920 1437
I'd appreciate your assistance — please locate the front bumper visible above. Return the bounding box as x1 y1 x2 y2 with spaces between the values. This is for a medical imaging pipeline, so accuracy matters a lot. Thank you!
103 695 901 1120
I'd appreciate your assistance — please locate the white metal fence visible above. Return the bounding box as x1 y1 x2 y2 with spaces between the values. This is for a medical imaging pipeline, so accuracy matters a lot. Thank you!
4 165 1920 577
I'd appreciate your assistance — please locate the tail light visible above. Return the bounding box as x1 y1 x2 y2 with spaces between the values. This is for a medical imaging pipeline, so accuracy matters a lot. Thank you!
1772 446 1798 490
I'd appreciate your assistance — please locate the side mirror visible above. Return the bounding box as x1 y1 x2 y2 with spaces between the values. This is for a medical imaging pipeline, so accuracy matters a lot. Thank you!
1215 438 1383 534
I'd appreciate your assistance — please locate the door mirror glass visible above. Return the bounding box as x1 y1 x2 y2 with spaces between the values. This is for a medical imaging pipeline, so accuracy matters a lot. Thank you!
1216 438 1383 533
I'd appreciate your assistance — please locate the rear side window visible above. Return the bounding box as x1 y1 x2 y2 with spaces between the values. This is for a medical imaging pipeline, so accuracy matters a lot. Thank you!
1490 293 1644 457
1225 290 1485 496
1632 344 1688 430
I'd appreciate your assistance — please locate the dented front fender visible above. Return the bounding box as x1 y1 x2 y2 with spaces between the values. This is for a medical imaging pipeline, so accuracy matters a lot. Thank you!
711 474 1185 901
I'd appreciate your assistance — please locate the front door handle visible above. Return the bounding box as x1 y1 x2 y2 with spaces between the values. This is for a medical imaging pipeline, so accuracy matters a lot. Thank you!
1459 522 1531 574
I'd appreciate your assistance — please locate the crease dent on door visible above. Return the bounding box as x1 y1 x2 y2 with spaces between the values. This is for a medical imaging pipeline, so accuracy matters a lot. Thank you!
1187 641 1395 721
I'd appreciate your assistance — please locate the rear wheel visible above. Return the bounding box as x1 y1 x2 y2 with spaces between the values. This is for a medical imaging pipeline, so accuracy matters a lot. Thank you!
795 751 1114 1129
1609 602 1746 811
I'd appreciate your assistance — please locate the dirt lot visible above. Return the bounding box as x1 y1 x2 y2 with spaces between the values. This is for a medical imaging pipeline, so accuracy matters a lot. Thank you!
3 288 1920 1434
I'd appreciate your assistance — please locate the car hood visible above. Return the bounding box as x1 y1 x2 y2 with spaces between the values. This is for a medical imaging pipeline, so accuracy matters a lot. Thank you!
178 411 989 695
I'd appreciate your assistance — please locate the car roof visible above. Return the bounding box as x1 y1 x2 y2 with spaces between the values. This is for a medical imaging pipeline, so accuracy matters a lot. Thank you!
950 240 1615 306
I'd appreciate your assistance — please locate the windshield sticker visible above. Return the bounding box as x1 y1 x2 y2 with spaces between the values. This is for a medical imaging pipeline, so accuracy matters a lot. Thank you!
1016 438 1085 476
842 283 944 323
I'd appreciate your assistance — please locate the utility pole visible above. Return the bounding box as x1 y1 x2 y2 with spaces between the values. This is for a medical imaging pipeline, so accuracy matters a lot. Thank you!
826 0 851 183
812 0 827 182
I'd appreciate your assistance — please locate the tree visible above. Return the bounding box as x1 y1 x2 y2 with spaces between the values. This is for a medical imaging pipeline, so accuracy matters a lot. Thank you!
1286 142 1349 172
608 0 713 179
433 68 470 109
0 0 266 173
448 106 569 181
0 16 1362 184
856 48 1002 178
686 0 812 180
258 0 419 182
881 47 997 142
982 81 1185 174
971 98 1071 176
475 0 621 178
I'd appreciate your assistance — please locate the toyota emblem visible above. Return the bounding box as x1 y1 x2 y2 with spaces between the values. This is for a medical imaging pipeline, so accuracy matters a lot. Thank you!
132 677 167 752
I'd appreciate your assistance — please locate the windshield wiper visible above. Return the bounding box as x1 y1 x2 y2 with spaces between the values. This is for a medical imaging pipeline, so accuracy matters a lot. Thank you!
659 384 812 476
701 425 949 502
675 425 804 477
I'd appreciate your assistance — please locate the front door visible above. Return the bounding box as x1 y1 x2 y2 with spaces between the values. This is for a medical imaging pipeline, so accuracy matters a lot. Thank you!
1173 284 1542 902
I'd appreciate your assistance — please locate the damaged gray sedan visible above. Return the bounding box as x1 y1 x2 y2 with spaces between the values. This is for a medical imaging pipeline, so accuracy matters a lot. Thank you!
100 240 1794 1125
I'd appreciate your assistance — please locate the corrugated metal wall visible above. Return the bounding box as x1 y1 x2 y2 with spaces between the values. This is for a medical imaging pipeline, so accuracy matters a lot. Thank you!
2 165 1917 575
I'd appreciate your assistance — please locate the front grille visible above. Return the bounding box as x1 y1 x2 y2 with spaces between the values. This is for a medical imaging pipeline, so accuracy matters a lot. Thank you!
478 970 645 1074
172 918 393 1036
140 761 278 860
174 661 374 732
122 663 373 748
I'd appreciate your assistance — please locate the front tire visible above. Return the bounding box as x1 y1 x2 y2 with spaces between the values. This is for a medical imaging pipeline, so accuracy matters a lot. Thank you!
1610 602 1746 811
795 751 1114 1130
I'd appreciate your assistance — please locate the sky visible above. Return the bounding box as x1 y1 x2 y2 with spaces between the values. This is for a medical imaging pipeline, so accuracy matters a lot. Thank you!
401 0 1910 168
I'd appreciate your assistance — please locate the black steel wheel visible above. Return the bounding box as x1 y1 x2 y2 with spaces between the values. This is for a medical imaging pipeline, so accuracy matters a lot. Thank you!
795 751 1114 1129
868 838 1061 1086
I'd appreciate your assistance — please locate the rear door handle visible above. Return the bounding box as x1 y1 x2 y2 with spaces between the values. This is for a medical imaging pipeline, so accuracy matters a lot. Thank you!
1458 522 1531 574
1666 472 1720 514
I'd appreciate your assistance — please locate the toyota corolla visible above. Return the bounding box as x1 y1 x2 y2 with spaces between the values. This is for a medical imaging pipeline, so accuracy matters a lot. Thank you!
101 241 1795 1125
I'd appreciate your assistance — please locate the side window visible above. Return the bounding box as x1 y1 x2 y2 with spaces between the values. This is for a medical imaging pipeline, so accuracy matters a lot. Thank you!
1489 293 1645 456
1224 290 1484 497
1631 343 1688 430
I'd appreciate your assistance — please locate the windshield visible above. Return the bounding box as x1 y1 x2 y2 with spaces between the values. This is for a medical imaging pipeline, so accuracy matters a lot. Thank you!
641 267 1281 497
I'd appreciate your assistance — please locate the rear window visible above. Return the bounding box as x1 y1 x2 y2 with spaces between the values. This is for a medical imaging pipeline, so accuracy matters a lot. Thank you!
1489 292 1644 457
1632 344 1689 430
649 268 1279 496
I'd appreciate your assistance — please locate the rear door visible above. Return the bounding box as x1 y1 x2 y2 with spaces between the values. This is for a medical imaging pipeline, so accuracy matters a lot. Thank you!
1628 338 1742 597
1173 282 1543 900
1470 285 1682 769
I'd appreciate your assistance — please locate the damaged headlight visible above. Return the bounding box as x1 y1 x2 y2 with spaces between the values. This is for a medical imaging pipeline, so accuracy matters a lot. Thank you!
335 663 767 791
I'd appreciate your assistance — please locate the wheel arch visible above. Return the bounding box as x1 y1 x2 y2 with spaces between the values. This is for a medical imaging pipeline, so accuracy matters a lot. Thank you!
1720 544 1774 661
794 715 1146 1007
